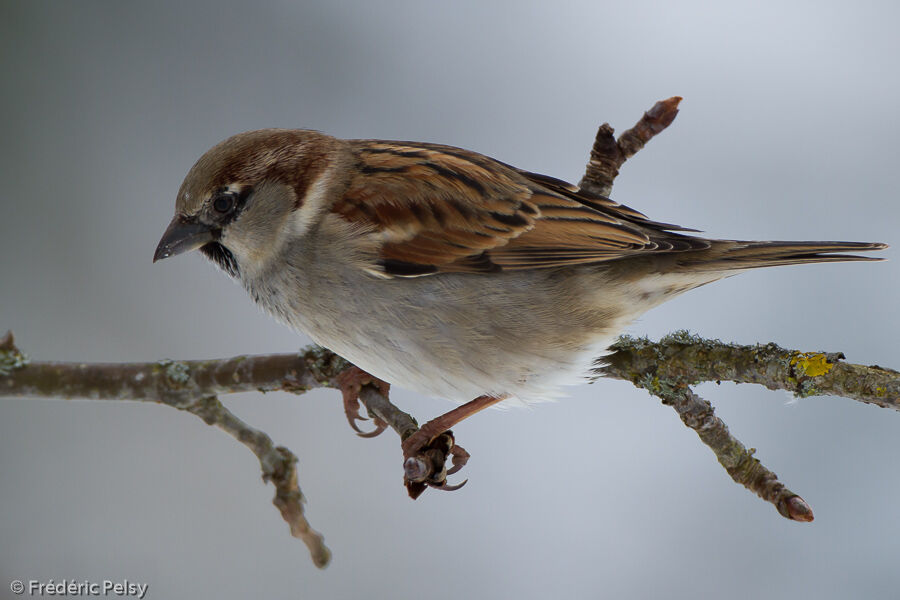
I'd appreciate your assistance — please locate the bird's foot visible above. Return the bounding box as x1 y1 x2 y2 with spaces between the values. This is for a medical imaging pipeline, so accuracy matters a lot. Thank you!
335 366 389 438
400 394 506 498
402 429 470 499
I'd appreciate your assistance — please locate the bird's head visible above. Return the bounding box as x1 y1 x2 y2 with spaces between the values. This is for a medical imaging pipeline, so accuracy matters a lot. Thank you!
154 128 339 277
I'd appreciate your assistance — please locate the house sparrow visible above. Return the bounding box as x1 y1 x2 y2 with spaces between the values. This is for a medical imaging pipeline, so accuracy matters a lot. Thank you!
154 129 885 491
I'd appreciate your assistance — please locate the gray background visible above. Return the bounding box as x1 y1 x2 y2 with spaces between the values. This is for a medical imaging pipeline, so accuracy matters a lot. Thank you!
2 1 898 598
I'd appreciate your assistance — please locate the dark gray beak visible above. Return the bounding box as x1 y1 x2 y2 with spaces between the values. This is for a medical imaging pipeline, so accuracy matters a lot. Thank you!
153 216 216 262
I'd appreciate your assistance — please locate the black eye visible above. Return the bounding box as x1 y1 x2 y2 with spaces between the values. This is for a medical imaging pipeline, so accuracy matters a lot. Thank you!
212 193 235 214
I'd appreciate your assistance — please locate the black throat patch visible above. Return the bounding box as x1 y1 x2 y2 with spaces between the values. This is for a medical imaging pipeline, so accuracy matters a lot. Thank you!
200 242 239 278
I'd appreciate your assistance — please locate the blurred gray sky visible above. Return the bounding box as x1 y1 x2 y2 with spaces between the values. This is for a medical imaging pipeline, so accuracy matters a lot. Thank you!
1 1 898 598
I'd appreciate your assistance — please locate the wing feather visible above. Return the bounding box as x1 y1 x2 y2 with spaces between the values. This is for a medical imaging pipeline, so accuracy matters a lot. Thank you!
333 140 706 277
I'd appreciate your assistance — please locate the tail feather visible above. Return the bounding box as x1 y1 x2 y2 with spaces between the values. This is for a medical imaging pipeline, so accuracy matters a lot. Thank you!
677 240 887 271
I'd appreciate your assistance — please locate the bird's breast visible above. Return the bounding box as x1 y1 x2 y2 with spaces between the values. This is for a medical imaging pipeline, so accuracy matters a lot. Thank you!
243 244 634 405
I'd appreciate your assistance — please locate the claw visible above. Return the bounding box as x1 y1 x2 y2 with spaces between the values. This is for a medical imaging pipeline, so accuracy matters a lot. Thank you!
355 419 388 438
446 444 470 476
428 479 468 492
335 366 390 438
342 394 370 435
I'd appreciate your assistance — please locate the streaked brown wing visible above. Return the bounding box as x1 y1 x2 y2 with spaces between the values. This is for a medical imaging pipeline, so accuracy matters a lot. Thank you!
334 140 706 276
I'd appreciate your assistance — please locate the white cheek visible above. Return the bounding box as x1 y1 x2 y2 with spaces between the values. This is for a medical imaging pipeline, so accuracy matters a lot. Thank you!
290 161 340 237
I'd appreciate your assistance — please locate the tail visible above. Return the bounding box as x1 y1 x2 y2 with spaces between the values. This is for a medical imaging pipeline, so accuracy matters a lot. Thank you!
676 240 888 271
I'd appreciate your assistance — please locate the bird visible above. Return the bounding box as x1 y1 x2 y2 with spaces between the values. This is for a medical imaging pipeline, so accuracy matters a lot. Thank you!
154 128 885 494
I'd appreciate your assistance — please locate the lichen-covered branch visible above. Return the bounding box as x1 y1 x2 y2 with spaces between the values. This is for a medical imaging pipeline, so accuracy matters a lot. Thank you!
0 332 423 567
599 331 900 408
0 331 335 568
597 331 898 521
618 371 814 521
5 326 897 527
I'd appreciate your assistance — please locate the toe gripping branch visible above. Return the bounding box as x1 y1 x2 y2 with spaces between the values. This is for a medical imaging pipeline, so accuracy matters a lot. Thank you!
402 431 470 499
335 365 477 499
336 366 389 438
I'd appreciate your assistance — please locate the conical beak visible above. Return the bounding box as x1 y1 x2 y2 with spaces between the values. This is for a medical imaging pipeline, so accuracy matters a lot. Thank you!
153 216 216 262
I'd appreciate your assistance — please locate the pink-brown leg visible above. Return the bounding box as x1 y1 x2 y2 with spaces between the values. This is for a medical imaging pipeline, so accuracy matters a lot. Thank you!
335 366 389 438
401 394 507 457
402 395 506 498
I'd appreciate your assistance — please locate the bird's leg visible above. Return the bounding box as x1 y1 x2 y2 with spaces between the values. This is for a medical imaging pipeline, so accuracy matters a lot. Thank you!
334 366 389 438
402 394 507 456
402 394 506 498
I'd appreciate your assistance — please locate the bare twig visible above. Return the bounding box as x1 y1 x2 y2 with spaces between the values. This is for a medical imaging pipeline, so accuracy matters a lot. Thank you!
358 385 419 440
187 395 330 567
580 96 682 197
620 372 813 521
0 331 335 568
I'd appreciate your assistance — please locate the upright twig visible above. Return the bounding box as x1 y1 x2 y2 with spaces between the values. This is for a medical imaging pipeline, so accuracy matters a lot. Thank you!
580 96 682 197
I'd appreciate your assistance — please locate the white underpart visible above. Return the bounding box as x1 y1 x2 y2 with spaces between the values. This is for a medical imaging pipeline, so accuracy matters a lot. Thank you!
327 272 724 410
489 334 619 409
